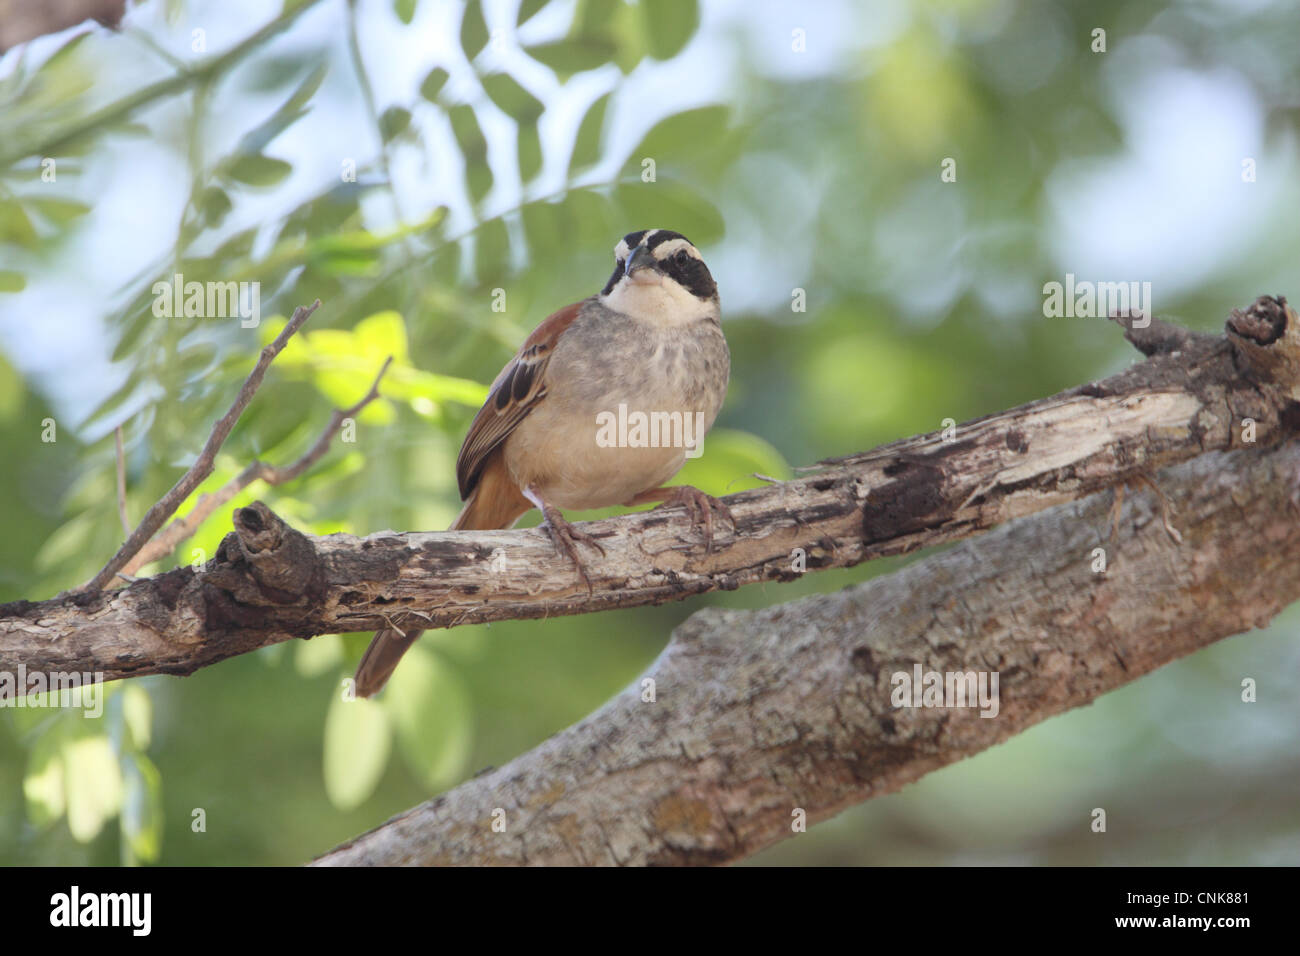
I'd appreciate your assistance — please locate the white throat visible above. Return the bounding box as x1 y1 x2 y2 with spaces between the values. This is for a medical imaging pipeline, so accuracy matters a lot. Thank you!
601 274 718 328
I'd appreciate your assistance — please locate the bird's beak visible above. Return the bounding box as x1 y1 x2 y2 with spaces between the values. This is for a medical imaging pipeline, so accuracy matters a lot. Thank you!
624 244 657 278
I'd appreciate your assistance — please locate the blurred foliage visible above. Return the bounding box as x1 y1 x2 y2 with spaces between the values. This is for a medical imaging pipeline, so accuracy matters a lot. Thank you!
1 0 1298 865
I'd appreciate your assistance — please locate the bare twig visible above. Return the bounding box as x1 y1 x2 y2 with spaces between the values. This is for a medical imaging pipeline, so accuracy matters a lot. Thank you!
82 299 321 592
114 425 129 537
118 354 393 576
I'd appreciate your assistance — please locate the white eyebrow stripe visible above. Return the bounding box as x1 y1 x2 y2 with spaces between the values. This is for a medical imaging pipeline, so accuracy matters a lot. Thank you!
614 239 631 260
651 237 700 260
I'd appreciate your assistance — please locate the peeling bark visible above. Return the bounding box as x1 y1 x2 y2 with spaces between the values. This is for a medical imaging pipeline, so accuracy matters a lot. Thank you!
2 301 1299 684
315 439 1300 865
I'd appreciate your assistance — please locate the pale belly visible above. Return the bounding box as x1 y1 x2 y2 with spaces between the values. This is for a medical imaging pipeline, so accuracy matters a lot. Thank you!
502 309 728 510
505 424 688 510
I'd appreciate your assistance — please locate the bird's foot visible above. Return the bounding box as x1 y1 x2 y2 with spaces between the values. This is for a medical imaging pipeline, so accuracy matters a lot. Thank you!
526 488 605 593
649 485 733 553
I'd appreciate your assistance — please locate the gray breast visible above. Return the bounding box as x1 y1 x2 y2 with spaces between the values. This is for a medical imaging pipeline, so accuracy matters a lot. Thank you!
551 298 730 422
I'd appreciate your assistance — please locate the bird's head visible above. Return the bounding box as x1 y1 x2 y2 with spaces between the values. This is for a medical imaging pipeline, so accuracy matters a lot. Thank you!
599 229 719 324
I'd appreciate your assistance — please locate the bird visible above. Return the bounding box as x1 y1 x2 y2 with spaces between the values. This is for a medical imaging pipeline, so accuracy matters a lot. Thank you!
353 229 731 697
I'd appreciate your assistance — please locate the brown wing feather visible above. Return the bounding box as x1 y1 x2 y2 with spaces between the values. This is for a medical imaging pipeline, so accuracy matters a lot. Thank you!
455 300 585 498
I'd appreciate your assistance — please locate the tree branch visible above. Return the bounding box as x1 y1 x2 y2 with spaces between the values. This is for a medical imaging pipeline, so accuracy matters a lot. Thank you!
0 0 125 53
114 424 129 539
117 354 393 577
314 437 1300 864
81 300 321 592
0 0 325 165
2 297 1297 685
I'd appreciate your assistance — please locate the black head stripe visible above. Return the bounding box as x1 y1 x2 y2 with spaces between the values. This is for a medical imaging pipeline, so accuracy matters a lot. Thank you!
600 263 622 296
662 249 717 301
646 229 689 250
620 229 649 250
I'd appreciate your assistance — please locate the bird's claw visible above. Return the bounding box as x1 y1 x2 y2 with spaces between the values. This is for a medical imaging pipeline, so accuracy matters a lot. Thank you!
654 486 733 552
539 505 605 594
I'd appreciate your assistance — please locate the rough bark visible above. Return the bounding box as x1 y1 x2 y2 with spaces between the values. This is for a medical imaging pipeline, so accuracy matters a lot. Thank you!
315 438 1300 865
0 0 125 52
1 301 1297 683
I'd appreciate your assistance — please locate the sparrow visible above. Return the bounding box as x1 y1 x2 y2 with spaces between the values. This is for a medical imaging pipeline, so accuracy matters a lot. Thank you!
353 229 731 697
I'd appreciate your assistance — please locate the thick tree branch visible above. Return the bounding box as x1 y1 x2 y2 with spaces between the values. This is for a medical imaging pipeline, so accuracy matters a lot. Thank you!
315 437 1300 865
2 297 1297 682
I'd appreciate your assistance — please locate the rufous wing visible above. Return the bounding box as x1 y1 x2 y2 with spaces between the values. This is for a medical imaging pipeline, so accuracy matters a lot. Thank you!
455 300 584 499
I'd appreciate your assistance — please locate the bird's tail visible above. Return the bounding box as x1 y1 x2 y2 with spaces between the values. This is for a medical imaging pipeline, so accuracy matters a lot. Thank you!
353 457 531 698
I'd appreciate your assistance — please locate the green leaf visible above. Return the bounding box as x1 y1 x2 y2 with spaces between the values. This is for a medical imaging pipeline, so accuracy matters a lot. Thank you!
35 510 98 575
526 38 616 78
0 201 38 247
449 105 492 203
481 73 543 122
122 685 153 751
23 728 65 829
294 634 344 677
394 0 418 24
379 105 412 142
606 0 647 73
627 105 729 168
0 271 25 292
62 730 123 843
674 428 793 497
323 688 392 810
0 348 21 419
460 0 490 59
29 197 91 224
384 368 487 410
429 233 462 287
199 187 232 228
613 180 724 246
37 30 93 77
521 197 561 254
517 0 548 26
237 64 327 158
563 186 619 248
569 90 610 173
385 645 473 789
280 63 329 114
448 105 488 162
212 225 257 260
419 67 449 102
227 154 293 187
0 43 30 103
475 216 510 286
575 0 619 34
518 121 543 182
271 310 408 424
120 752 163 864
